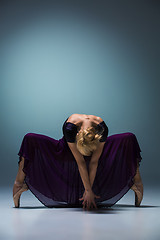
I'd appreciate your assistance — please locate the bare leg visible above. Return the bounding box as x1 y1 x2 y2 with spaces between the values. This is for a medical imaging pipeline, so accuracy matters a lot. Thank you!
15 157 26 182
13 157 28 207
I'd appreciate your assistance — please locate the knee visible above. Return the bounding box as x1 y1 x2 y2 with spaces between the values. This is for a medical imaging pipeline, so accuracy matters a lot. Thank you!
24 133 34 137
24 133 36 140
125 132 136 140
125 132 135 137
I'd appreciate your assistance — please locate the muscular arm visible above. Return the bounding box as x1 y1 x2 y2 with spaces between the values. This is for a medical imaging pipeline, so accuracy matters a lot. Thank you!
67 142 92 192
89 142 105 188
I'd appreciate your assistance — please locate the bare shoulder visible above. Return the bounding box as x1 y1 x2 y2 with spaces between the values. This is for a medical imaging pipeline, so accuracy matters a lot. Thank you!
67 113 103 125
67 114 81 123
90 115 103 124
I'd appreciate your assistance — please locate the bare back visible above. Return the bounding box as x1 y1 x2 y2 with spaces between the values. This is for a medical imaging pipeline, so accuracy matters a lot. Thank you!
66 114 103 129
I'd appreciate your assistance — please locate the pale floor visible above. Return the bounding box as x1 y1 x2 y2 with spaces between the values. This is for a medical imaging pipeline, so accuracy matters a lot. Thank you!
0 186 160 240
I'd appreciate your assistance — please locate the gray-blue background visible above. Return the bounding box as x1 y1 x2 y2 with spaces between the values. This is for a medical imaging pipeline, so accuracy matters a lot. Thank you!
0 0 159 186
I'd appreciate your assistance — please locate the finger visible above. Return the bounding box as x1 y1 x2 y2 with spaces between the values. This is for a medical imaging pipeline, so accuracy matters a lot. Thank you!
89 203 93 211
83 201 87 210
83 204 87 211
79 197 83 201
92 201 97 209
87 202 90 210
87 203 90 211
95 195 101 198
82 202 85 209
89 203 93 210
84 201 89 210
91 202 95 208
87 202 92 211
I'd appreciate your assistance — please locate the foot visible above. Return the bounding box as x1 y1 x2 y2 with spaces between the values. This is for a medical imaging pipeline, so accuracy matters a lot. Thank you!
131 166 143 207
13 181 28 208
131 182 143 207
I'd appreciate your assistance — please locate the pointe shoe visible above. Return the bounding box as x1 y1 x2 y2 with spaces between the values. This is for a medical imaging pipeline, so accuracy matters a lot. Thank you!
131 164 143 207
13 182 28 208
131 182 143 207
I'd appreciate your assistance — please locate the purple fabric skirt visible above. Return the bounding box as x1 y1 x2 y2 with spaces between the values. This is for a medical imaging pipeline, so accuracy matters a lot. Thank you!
17 132 142 207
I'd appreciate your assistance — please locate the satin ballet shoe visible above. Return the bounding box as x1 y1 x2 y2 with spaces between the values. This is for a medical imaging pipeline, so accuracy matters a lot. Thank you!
13 182 28 208
131 182 143 207
131 163 143 207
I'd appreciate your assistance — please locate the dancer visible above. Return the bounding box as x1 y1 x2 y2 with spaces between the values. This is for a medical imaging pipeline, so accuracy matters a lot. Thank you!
13 113 143 210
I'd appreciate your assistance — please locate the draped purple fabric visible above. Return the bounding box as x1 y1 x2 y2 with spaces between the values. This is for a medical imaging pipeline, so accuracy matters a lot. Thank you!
17 131 142 207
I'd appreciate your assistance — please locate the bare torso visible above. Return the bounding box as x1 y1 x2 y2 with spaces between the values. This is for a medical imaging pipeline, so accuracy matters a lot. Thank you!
66 113 103 132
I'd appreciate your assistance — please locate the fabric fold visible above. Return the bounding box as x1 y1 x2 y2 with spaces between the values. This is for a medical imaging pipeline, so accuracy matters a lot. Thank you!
17 131 142 207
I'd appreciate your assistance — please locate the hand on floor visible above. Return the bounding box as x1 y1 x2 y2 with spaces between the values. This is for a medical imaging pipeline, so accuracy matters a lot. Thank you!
79 190 100 211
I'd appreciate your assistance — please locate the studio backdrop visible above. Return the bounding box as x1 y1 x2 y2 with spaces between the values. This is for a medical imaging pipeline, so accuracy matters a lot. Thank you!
0 0 159 187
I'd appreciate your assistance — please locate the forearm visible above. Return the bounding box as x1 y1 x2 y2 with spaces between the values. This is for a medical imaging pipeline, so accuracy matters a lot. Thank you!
88 162 98 188
78 161 92 192
88 142 105 188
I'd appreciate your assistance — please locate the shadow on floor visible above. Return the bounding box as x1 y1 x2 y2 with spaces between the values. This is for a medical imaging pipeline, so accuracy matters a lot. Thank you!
115 204 159 208
14 203 160 214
